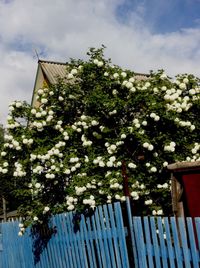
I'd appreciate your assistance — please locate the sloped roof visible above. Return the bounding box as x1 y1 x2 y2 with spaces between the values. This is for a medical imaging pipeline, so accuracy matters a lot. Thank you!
38 60 148 84
39 60 68 84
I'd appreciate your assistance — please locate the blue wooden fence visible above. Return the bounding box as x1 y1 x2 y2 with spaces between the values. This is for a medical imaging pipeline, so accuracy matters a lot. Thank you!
0 202 129 268
0 199 200 268
126 198 200 268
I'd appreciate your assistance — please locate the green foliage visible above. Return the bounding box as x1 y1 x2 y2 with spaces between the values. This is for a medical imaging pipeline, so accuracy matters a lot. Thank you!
0 47 200 231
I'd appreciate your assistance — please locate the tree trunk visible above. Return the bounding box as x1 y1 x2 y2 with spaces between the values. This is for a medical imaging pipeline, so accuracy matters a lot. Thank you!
122 161 130 197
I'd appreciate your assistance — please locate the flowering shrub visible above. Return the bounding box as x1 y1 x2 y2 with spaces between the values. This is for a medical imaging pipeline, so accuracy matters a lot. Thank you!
0 47 200 231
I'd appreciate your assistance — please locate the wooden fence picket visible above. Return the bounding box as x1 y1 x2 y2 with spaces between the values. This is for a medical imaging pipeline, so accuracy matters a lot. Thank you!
163 217 176 268
186 218 199 267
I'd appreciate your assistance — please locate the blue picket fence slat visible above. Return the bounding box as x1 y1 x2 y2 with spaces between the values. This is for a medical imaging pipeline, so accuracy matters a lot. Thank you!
0 199 200 268
157 217 168 268
163 217 176 268
186 218 199 267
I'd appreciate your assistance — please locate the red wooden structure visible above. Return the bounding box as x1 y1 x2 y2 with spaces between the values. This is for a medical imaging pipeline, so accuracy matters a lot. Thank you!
168 161 200 217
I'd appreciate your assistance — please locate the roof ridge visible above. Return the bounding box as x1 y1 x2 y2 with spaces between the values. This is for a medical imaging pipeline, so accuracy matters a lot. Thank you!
39 59 67 65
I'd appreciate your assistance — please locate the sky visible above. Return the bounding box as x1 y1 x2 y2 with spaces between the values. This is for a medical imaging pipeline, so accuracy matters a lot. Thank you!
0 0 200 124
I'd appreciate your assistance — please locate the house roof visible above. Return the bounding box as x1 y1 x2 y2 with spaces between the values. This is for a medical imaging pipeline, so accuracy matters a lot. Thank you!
31 59 149 107
38 60 68 84
38 59 148 84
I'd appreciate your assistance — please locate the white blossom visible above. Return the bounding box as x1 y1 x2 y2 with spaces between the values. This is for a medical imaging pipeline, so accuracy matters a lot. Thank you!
150 167 157 172
44 206 50 212
145 199 153 205
128 163 137 169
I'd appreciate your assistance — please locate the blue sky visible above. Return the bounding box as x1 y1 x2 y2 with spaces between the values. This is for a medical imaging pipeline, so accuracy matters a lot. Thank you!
0 0 200 124
116 0 200 33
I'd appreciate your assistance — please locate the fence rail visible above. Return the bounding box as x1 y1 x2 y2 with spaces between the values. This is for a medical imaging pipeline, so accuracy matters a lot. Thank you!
0 199 200 268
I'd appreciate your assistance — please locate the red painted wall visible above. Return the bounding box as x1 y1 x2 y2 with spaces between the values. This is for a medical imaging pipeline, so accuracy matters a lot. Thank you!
182 173 200 217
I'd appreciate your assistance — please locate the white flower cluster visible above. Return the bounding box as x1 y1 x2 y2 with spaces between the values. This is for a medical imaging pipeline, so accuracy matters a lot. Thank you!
43 206 50 214
128 162 137 169
46 110 54 122
62 131 69 140
145 199 153 205
115 194 126 202
66 196 78 211
152 209 163 215
157 183 168 189
164 86 194 112
75 186 87 195
33 165 43 174
113 72 119 79
186 143 200 161
13 162 26 177
67 68 78 80
93 156 105 167
145 162 157 172
163 161 168 167
9 101 23 110
106 195 112 203
93 59 104 67
0 161 8 174
132 181 145 190
72 121 87 132
143 142 154 151
81 134 93 147
164 88 182 101
3 137 21 150
164 142 176 152
83 195 96 208
174 118 195 131
86 181 97 189
133 118 140 128
107 156 118 167
109 109 117 116
32 120 46 131
150 113 160 121
109 178 123 190
123 77 136 92
6 119 20 129
160 73 167 79
33 216 39 221
18 223 25 236
150 166 157 173
130 191 139 200
64 157 82 174
22 137 33 145
191 143 200 155
105 143 117 154
55 120 64 132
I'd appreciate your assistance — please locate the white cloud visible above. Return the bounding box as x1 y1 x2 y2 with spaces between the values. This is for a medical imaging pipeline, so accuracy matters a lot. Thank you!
0 0 200 124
